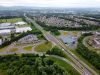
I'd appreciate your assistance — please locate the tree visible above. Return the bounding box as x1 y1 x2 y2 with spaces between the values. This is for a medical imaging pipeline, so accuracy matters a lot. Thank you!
46 46 65 57
76 33 100 70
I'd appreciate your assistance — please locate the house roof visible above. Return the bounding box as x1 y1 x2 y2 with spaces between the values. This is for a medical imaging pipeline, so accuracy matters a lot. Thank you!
0 29 11 34
0 23 12 27
15 21 26 25
16 27 32 33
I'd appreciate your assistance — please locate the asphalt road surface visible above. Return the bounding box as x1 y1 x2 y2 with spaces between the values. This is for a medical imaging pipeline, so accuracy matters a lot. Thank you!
24 14 99 75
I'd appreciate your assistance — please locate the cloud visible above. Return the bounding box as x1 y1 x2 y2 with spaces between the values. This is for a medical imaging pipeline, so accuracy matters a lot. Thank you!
0 0 100 7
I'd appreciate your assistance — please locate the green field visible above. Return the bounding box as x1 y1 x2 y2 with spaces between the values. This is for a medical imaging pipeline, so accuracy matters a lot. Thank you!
59 30 79 36
34 41 52 52
0 48 6 52
0 18 23 23
23 46 33 51
9 48 18 52
47 56 80 75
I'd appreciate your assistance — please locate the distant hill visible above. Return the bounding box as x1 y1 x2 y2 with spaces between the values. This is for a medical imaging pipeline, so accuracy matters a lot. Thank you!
0 6 34 11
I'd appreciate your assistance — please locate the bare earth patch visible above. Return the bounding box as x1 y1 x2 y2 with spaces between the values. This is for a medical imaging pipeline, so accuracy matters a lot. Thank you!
9 48 18 52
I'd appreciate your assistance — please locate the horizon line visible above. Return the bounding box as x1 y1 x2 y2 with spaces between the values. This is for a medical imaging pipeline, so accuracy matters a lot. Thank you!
0 5 100 8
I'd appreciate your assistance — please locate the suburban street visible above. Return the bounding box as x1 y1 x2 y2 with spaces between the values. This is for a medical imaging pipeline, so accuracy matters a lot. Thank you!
24 14 99 75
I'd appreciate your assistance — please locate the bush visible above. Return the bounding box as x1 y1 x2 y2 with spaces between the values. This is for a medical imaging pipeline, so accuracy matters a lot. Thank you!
46 46 65 57
76 33 100 70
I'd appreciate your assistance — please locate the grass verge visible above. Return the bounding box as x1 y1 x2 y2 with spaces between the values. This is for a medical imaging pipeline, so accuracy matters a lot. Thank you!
47 56 80 75
23 46 33 51
71 49 100 74
34 41 52 52
9 48 18 52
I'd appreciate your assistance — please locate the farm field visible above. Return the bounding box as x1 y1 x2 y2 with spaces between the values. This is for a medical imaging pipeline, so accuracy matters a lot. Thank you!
0 18 23 23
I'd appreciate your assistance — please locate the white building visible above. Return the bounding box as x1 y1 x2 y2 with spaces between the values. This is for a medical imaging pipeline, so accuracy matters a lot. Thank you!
0 29 11 34
16 27 32 33
0 23 12 27
15 21 27 25
0 23 15 30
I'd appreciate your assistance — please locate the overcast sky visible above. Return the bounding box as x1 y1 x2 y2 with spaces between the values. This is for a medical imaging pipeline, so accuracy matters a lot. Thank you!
0 0 100 8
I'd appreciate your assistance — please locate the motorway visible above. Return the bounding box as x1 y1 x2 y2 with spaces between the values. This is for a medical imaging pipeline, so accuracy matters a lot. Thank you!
24 14 99 75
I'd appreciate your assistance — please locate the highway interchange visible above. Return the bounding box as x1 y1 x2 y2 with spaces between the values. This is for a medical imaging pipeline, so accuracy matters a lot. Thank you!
24 14 99 75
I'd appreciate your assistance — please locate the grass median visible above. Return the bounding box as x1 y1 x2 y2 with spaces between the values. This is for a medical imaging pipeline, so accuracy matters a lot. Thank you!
34 41 52 52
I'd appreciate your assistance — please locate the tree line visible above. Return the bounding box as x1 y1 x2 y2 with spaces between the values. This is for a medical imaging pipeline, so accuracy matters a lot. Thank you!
0 54 66 75
46 46 66 57
76 33 100 70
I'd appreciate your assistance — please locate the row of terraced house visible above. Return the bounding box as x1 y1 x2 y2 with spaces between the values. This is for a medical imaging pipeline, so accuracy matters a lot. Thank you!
34 16 82 28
